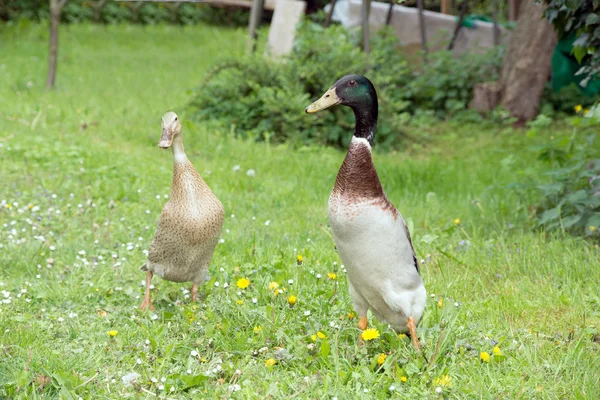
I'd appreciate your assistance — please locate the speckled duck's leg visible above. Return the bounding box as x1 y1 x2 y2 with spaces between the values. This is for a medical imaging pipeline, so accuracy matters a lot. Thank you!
140 271 154 310
191 284 198 302
407 316 419 351
349 282 369 331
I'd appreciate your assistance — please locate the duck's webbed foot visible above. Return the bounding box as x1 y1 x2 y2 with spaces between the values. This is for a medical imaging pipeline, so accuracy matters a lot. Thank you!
407 316 420 351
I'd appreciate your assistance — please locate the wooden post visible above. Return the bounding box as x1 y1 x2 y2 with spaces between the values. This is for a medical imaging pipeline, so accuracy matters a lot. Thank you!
447 0 468 51
324 0 337 27
361 0 371 54
440 0 451 14
416 0 427 58
508 0 521 21
492 0 499 46
385 0 394 26
47 0 68 89
93 0 108 22
248 0 265 53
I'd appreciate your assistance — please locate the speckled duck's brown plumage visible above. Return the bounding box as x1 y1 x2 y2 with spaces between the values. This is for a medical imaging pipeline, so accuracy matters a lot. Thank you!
142 124 224 285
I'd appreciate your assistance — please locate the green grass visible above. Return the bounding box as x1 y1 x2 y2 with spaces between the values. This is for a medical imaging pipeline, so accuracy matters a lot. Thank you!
1 23 599 399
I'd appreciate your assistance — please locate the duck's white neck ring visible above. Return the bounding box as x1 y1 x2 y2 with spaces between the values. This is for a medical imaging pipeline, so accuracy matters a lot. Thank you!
351 136 372 149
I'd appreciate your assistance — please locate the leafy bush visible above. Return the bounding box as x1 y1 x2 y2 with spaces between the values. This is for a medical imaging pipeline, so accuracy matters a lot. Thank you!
0 0 248 26
530 113 600 238
188 22 504 149
540 0 600 85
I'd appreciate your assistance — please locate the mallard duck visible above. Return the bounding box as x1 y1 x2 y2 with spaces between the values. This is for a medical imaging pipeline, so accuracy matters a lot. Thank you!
306 75 426 350
139 112 224 310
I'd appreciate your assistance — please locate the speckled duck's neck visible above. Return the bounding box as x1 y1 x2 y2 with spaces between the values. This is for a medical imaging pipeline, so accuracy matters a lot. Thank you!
171 135 187 163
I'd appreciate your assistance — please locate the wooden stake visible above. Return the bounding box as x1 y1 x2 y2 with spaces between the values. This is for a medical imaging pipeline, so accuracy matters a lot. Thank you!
361 0 371 54
46 0 68 89
248 0 265 53
324 0 337 27
416 0 427 59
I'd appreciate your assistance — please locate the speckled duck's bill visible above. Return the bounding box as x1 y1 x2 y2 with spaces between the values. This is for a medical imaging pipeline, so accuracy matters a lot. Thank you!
158 128 173 149
305 88 340 114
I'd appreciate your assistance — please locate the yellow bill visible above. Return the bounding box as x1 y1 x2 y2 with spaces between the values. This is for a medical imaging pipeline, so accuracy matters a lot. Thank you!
305 88 341 114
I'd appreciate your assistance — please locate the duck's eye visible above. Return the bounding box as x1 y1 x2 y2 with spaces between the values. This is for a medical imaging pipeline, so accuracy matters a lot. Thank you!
348 80 357 86
175 117 178 121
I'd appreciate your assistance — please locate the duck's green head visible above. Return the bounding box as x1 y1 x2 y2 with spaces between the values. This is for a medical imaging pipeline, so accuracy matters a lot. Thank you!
305 74 377 114
306 74 378 144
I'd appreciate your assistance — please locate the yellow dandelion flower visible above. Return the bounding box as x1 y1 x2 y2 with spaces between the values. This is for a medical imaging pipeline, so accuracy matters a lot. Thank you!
574 104 583 113
236 299 244 305
480 351 490 362
433 375 452 387
253 326 262 334
98 310 107 317
377 353 386 365
287 295 297 306
398 333 407 339
28 204 33 209
317 331 326 339
348 312 355 319
590 226 597 232
107 330 118 337
296 254 303 264
268 281 279 291
200 357 206 362
400 376 407 382
311 334 317 341
493 346 502 356
327 273 337 280
437 298 443 308
361 328 380 341
5 204 11 209
236 278 250 289
265 358 277 367
454 218 460 225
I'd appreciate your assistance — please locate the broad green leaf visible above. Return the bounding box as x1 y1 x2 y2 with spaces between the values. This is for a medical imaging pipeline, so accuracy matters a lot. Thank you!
420 234 438 244
586 14 600 26
573 46 588 64
562 215 581 228
538 208 561 226
320 337 330 358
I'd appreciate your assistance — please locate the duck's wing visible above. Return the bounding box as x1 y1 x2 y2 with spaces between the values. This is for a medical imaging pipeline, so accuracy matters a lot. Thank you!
144 205 179 267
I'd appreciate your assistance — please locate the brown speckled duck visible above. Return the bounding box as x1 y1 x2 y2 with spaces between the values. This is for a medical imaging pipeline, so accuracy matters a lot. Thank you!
140 112 224 310
306 75 426 350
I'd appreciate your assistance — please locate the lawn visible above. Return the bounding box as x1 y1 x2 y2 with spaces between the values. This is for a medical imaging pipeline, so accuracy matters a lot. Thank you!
1 23 599 399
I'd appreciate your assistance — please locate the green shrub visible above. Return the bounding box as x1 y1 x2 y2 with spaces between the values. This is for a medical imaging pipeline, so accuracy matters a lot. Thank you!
0 0 247 26
530 113 600 239
188 21 504 150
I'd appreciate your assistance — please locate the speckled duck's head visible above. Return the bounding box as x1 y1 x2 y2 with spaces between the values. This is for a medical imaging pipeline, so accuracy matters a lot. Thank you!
305 74 378 145
158 111 182 149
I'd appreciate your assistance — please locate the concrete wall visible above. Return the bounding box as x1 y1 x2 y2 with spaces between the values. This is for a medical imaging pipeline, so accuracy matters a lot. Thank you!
345 1 510 55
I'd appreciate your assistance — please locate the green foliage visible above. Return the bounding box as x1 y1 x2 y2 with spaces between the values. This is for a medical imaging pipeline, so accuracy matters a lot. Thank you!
189 22 504 149
0 0 248 26
540 0 600 85
529 115 600 238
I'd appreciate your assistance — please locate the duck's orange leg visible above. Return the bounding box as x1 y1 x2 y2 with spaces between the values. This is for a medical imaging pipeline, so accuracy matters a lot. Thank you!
407 316 420 351
139 271 155 310
191 283 198 302
358 316 368 330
